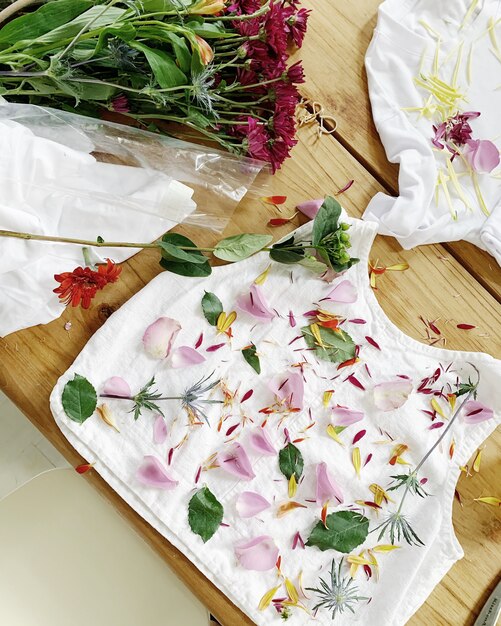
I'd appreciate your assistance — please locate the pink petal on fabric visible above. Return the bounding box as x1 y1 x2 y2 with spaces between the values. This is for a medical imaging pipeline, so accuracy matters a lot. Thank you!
374 379 413 411
326 280 357 303
236 491 271 518
236 284 275 321
269 371 304 410
463 139 500 173
142 317 181 359
103 376 131 398
234 536 279 571
316 462 344 505
463 400 494 424
249 428 276 456
170 346 206 369
153 414 168 445
296 198 323 220
136 455 178 490
331 406 364 426
218 443 255 480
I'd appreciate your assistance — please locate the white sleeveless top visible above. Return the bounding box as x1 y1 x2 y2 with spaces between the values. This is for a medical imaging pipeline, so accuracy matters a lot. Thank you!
50 216 500 625
364 0 501 265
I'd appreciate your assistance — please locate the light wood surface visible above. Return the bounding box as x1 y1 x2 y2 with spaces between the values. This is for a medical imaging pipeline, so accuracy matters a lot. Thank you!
0 4 500 626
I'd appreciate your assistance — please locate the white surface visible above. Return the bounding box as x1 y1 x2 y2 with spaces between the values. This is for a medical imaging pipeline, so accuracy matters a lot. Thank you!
49 216 501 626
0 392 69 499
364 0 501 262
0 469 209 626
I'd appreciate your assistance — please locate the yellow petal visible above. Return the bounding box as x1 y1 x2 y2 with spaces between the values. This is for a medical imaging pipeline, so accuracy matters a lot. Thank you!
310 323 324 348
395 457 411 465
474 497 501 507
472 448 483 473
258 585 281 611
372 544 401 553
288 474 297 499
217 310 236 333
448 394 457 411
346 555 372 566
254 264 271 285
323 390 334 407
96 404 120 432
386 262 410 271
327 424 344 446
431 397 447 419
285 578 299 605
352 447 361 478
277 501 307 518
369 483 395 505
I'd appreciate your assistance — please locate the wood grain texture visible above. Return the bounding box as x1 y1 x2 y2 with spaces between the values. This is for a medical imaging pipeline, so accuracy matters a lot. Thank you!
299 0 501 302
0 119 499 625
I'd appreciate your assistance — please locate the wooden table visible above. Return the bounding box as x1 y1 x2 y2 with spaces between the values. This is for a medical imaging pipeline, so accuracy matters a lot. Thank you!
1 1 500 624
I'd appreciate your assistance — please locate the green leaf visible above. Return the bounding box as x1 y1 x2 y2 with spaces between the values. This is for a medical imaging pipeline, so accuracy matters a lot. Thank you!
269 236 305 265
298 255 328 273
62 374 97 424
185 20 234 39
201 291 223 326
311 196 342 247
0 0 92 46
278 443 304 481
242 343 260 374
159 233 212 277
188 486 224 543
306 511 369 553
130 41 187 88
301 325 356 364
159 241 207 265
213 234 272 262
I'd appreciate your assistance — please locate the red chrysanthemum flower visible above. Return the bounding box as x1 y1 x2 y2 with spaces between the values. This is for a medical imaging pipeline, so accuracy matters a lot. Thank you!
285 7 310 47
227 0 261 15
110 94 130 113
53 259 122 309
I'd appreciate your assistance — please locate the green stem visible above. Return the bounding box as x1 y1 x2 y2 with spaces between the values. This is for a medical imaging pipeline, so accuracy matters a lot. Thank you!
205 1 270 20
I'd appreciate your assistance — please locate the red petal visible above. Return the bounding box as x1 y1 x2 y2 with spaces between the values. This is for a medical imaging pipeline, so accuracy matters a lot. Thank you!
241 389 254 403
268 218 290 226
226 423 239 437
365 336 381 350
348 318 367 324
262 195 287 205
206 343 226 352
457 323 476 330
352 429 366 445
335 179 355 195
75 462 94 474
195 332 203 349
345 374 365 390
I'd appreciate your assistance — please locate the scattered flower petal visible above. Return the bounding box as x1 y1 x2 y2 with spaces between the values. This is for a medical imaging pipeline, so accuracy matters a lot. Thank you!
352 447 361 477
136 455 178 490
326 280 357 303
352 429 366 445
235 536 279 571
237 284 275 321
258 585 281 611
335 179 355 195
269 371 304 410
103 376 131 398
236 491 271 518
262 195 287 205
463 400 494 424
142 317 181 359
276 501 307 518
463 139 500 173
249 428 277 456
218 443 255 480
75 462 94 474
374 379 413 411
316 462 344 505
296 198 323 220
365 336 381 350
153 414 168 444
171 346 206 368
292 531 305 550
474 497 501 507
332 406 364 426
457 323 476 330
96 404 120 432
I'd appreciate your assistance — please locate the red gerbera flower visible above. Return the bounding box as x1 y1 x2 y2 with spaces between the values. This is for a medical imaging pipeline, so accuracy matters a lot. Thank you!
54 259 121 309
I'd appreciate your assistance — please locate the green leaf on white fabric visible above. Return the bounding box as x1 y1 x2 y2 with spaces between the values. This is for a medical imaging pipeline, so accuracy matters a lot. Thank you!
306 511 369 553
188 486 223 543
213 234 272 262
62 374 97 423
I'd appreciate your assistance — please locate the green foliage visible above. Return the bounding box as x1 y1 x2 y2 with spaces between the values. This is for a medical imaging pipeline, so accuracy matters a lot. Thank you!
306 511 369 553
278 443 304 481
188 486 224 543
241 343 260 374
61 373 97 423
201 291 223 326
213 234 272 262
301 325 356 364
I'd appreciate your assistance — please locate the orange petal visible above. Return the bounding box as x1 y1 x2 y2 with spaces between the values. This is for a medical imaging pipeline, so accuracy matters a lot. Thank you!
321 502 329 528
277 501 307 518
262 195 287 205
75 462 94 474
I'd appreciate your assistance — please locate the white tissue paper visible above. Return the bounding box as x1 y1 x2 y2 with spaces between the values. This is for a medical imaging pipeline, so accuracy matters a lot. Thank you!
0 117 196 337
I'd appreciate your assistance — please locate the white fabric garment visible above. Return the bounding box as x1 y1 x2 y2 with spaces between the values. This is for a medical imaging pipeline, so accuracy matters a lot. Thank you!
364 0 501 262
50 215 500 625
0 119 196 337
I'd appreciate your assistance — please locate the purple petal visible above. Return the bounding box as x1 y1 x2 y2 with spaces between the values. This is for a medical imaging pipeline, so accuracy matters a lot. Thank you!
462 400 494 424
296 198 323 220
236 284 275 321
316 462 344 505
374 379 413 411
236 491 271 518
463 139 500 173
143 317 181 359
269 371 304 410
153 414 168 444
170 346 206 369
331 406 364 426
218 443 255 480
249 428 276 455
136 455 178 490
234 536 279 571
326 279 357 303
103 376 131 398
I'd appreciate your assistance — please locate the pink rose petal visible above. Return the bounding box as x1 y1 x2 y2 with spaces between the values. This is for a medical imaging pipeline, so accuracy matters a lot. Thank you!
136 455 178 490
170 346 206 369
103 376 131 398
374 379 413 411
269 371 304 410
143 317 181 359
153 415 168 445
326 280 357 303
249 428 276 455
331 406 364 426
296 198 323 220
463 400 494 424
234 536 279 571
236 491 271 518
218 443 255 480
316 462 344 505
236 284 275 321
464 139 500 173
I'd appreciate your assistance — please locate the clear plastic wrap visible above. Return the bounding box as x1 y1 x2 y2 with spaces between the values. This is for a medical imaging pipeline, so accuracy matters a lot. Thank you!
0 100 267 233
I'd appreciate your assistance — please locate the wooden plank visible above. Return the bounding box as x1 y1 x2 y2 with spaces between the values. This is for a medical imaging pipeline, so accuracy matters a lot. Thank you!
0 122 499 626
298 0 501 302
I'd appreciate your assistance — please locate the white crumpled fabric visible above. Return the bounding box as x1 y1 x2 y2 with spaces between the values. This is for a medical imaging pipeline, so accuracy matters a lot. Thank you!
50 216 501 626
364 0 501 264
0 118 196 337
